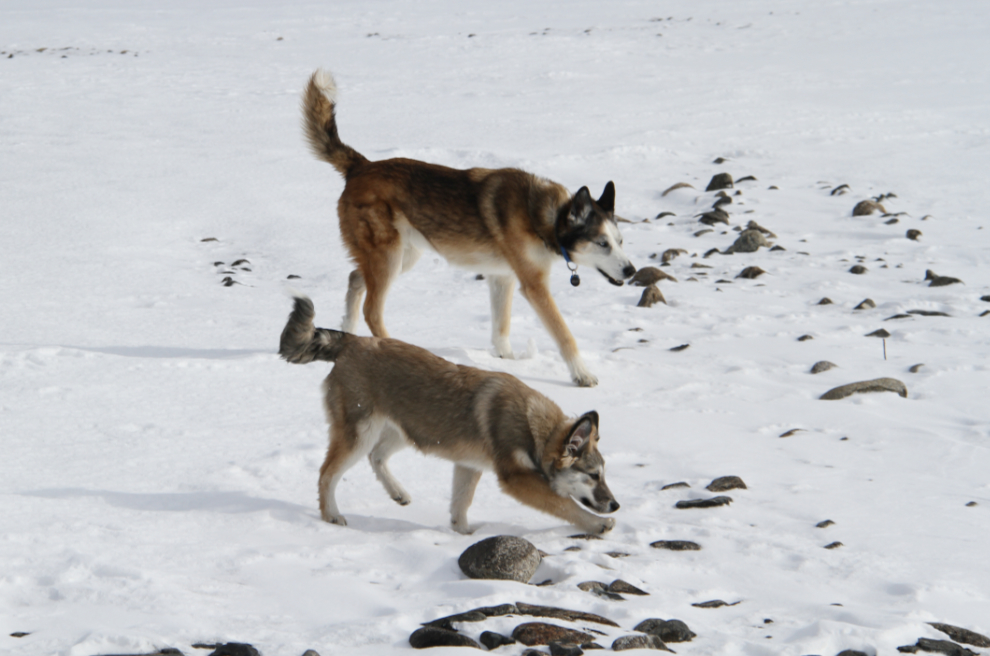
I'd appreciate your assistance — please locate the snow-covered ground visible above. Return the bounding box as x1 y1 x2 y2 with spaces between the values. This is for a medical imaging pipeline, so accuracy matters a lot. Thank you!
2 1 989 655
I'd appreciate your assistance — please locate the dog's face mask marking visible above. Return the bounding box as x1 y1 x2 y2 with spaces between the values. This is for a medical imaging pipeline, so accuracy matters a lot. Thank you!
560 182 636 286
551 411 620 515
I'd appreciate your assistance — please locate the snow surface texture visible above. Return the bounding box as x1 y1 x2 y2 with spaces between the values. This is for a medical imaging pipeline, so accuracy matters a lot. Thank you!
2 1 989 655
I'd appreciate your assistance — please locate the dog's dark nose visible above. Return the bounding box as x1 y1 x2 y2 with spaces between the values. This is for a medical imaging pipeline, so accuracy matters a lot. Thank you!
622 264 636 278
608 500 620 512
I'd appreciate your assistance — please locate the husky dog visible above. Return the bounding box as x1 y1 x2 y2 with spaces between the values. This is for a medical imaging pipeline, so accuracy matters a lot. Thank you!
302 69 636 387
279 295 620 534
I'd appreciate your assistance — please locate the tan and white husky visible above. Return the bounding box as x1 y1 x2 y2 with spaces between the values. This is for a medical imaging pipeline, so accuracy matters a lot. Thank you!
279 295 619 534
302 69 636 387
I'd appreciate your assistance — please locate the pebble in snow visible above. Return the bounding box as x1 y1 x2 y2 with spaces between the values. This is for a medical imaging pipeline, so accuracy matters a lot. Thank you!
409 627 481 649
480 632 516 649
853 199 886 216
909 363 925 373
612 634 672 651
897 638 979 656
692 599 741 608
651 540 702 551
849 265 868 274
512 623 596 647
706 172 734 191
724 229 771 254
638 285 666 307
634 619 697 643
707 475 747 492
820 377 908 400
928 624 990 648
817 519 836 528
865 328 891 338
676 496 733 509
855 298 876 310
630 266 676 286
907 229 922 240
737 266 766 279
811 361 838 374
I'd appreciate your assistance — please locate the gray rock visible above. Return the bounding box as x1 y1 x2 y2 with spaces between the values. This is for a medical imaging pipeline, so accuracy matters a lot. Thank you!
736 266 766 279
897 638 979 656
692 599 740 608
634 619 697 643
824 541 844 549
798 334 814 342
208 644 261 656
724 229 771 254
549 642 584 656
512 622 596 646
831 184 850 196
818 297 834 305
675 496 733 509
661 248 687 263
779 428 805 437
514 602 619 627
609 580 649 595
612 634 671 651
855 298 876 310
458 536 541 583
836 651 869 656
638 285 666 307
669 343 690 352
698 209 730 226
630 267 676 286
650 540 702 551
820 377 907 400
907 310 950 317
909 363 925 373
849 265 868 274
577 581 624 601
926 270 963 287
662 481 690 490
907 229 922 240
706 173 734 191
928 624 990 648
409 627 481 649
707 476 747 492
865 328 891 338
853 200 886 216
661 182 694 197
811 361 838 374
816 519 835 528
480 631 516 650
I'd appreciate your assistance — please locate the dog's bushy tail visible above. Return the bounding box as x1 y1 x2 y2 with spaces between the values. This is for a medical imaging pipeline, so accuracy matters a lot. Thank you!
302 69 368 178
279 294 347 364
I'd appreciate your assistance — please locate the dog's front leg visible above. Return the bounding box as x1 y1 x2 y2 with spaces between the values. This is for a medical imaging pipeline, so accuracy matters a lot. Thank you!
450 465 483 534
488 275 515 358
496 470 614 534
518 278 597 387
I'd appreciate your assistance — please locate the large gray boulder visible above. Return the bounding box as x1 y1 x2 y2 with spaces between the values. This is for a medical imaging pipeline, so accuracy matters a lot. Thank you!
458 535 541 583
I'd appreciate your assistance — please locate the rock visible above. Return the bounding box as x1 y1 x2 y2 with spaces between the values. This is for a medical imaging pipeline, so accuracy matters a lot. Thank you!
820 377 907 400
630 267 676 286
655 211 676 219
713 157 727 164
695 229 714 237
480 631 517 650
909 363 924 373
634 619 697 643
609 580 649 595
849 265 868 274
770 244 786 251
577 581 624 601
706 173 734 191
703 247 720 258
966 501 977 507
886 217 900 225
568 533 602 540
836 651 869 656
458 536 541 583
824 541 843 549
930 275 963 287
831 184 850 196
853 200 886 216
797 334 814 341
928 624 990 648
698 209 730 226
897 638 979 656
669 344 690 352
10 632 30 638
779 428 805 437
706 476 747 492
514 603 619 627
512 623 596 647
661 248 687 263
713 195 732 208
855 298 876 310
409 627 482 649
692 599 740 608
302 651 321 656
612 634 671 651
662 482 690 490
885 314 912 321
650 540 701 551
818 297 834 305
745 220 777 238
724 229 771 254
865 328 891 337
208 645 262 656
811 361 838 374
637 285 666 307
424 611 488 629
675 496 732 509
736 266 765 279
981 295 990 302
907 229 922 240
661 182 694 197
907 310 950 316
549 642 585 656
816 519 836 528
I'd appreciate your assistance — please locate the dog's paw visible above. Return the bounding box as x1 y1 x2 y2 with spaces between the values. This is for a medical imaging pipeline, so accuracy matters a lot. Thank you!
492 339 514 359
392 494 412 506
322 513 348 526
450 519 474 535
588 517 615 534
573 372 599 388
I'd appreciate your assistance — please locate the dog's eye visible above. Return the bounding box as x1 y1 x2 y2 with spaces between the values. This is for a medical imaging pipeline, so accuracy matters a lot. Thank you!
597 240 608 249
588 472 600 481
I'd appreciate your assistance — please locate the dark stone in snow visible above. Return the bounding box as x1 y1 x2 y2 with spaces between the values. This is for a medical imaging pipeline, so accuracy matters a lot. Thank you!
724 229 770 254
676 496 733 509
549 641 585 655
824 541 844 549
816 519 836 528
662 482 690 490
638 285 666 307
480 631 517 650
797 334 814 341
514 603 617 626
208 644 262 656
836 651 869 656
630 266 676 286
897 638 979 656
928 624 990 648
811 361 837 374
651 540 701 551
849 265 868 274
865 328 891 338
820 377 907 400
634 618 697 643
424 611 487 629
692 599 740 608
706 476 747 492
612 634 672 651
706 173 734 191
855 298 876 310
609 579 649 595
512 623 596 647
458 536 541 583
409 627 481 649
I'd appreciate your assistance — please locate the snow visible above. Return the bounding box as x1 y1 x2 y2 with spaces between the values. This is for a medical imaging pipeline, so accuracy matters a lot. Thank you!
2 1 989 655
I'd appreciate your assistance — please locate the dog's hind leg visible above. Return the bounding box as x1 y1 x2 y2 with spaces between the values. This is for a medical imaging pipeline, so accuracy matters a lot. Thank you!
488 274 516 358
342 269 365 334
318 415 383 526
450 465 483 534
368 423 411 505
360 232 403 339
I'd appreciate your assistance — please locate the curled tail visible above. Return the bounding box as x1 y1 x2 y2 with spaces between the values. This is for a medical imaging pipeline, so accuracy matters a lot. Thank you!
302 69 368 178
279 295 347 364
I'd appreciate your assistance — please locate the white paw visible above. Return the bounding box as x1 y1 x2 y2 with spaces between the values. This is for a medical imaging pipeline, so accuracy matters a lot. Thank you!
450 519 474 535
322 513 347 526
492 339 514 359
392 493 412 506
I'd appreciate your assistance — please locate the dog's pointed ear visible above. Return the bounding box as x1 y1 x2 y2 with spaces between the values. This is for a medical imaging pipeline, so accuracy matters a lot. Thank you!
568 186 593 226
597 181 615 213
564 410 599 458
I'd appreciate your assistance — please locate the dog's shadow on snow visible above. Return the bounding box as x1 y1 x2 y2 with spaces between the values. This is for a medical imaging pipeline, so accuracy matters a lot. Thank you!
23 488 310 520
